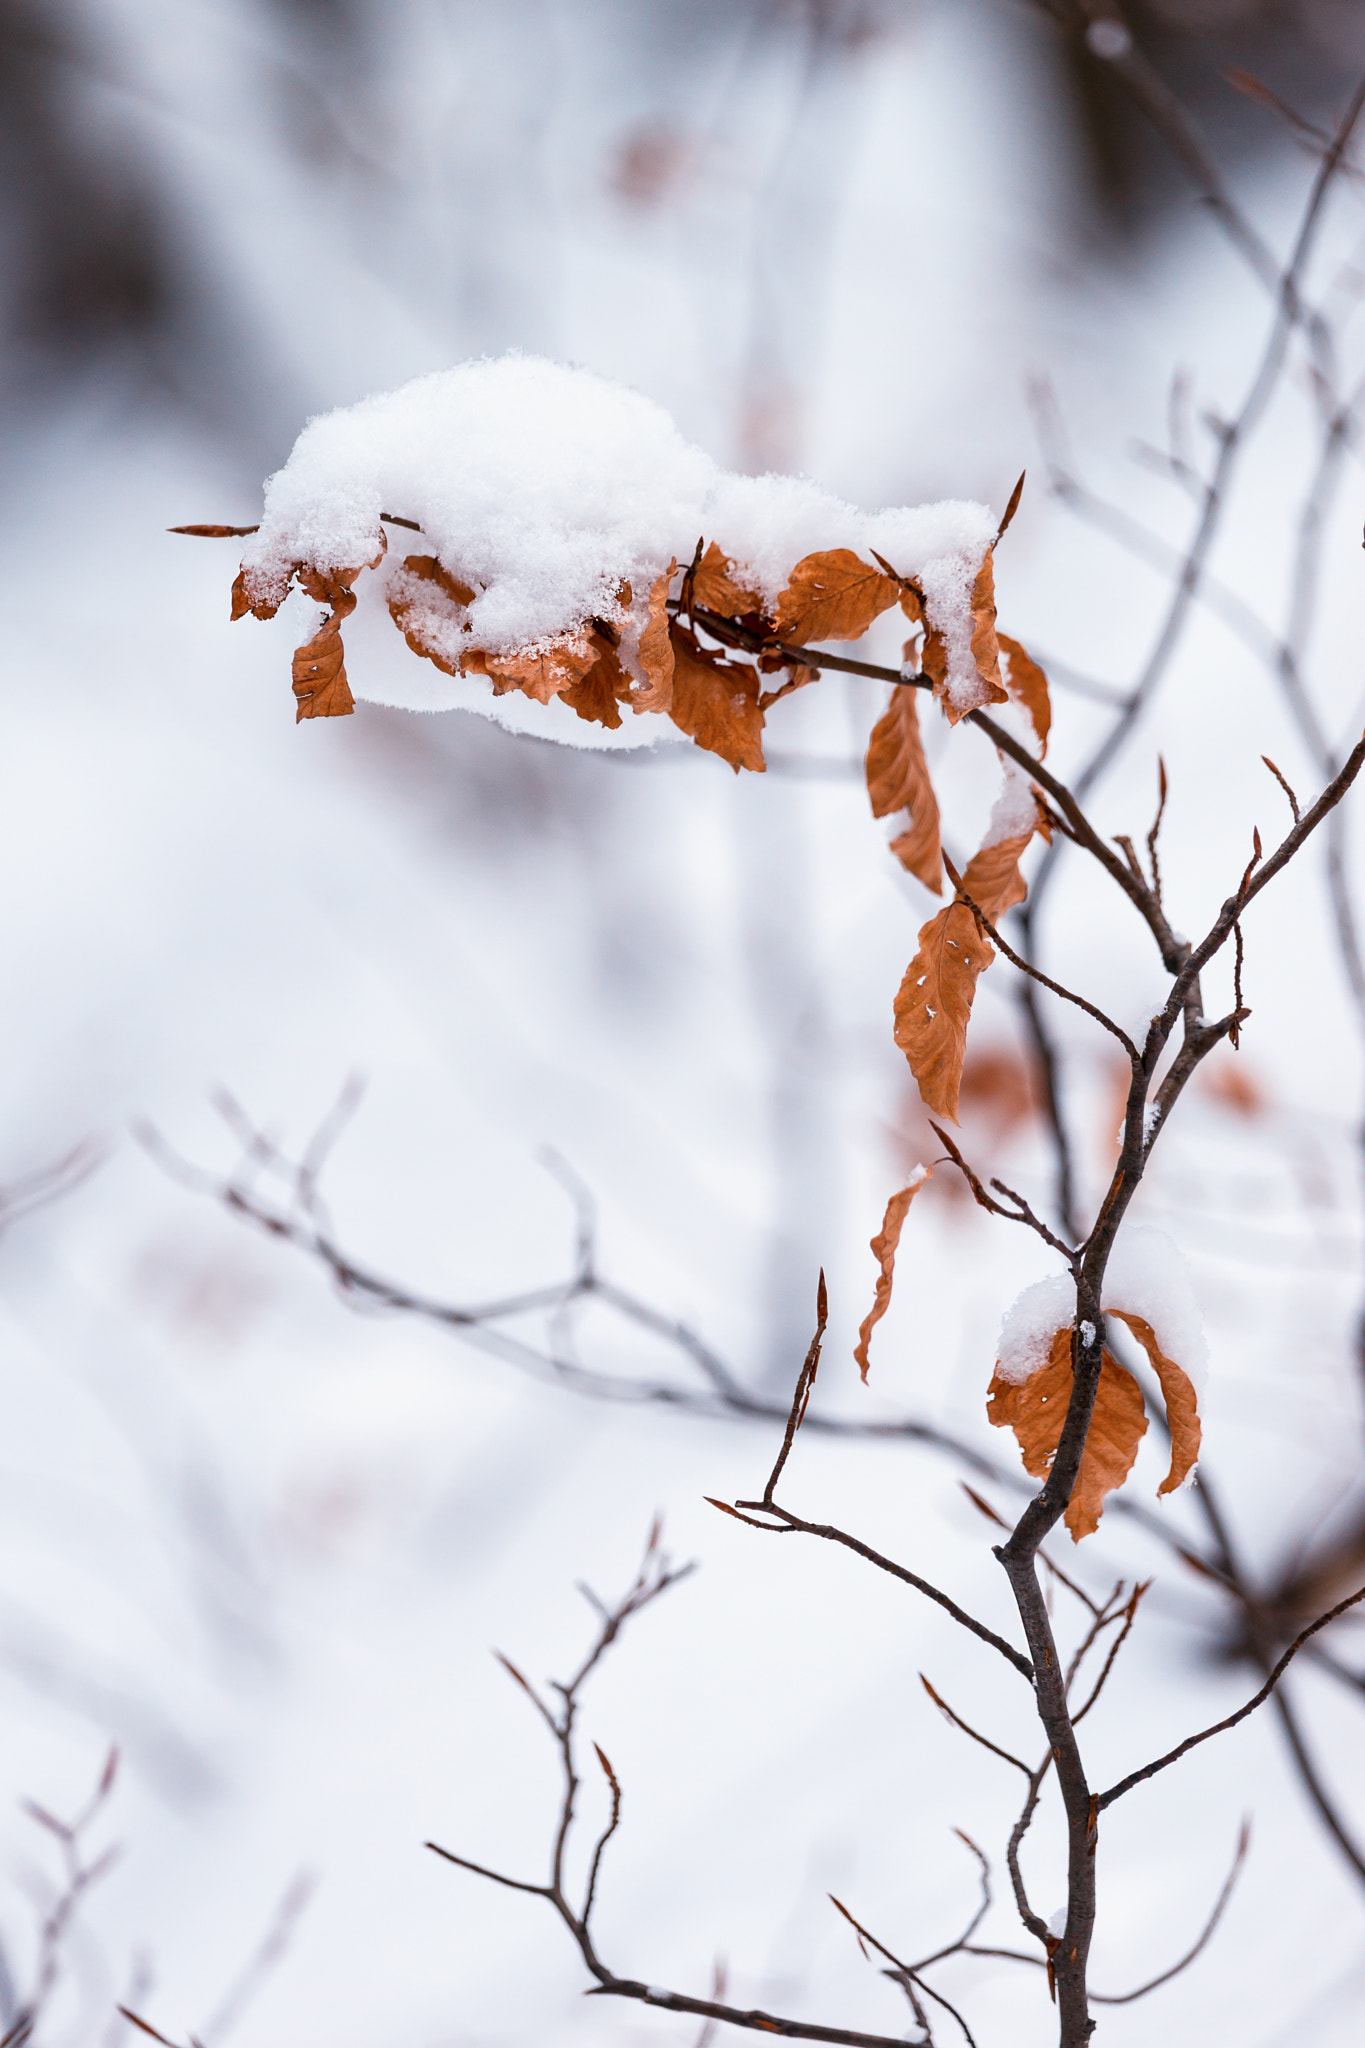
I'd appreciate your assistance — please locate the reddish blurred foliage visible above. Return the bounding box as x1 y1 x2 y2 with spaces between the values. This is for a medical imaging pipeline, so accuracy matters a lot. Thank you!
610 124 696 206
1199 1055 1266 1116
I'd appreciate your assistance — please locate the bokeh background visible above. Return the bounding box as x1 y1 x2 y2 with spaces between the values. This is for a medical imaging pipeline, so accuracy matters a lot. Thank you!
5 1 1365 2042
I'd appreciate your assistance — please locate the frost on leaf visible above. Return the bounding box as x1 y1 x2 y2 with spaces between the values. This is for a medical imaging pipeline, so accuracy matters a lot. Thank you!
667 623 765 772
775 549 901 645
1108 1310 1202 1495
865 688 942 893
854 1167 932 1382
987 1328 1148 1541
893 902 994 1122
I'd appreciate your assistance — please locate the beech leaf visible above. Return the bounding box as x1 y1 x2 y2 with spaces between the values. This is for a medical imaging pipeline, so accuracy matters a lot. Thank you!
560 631 628 729
388 555 476 675
997 633 1051 756
854 1167 933 1382
774 549 901 645
470 635 599 705
691 542 763 620
866 688 943 893
292 612 356 720
633 563 677 714
893 902 994 1121
1108 1310 1202 1495
923 551 1009 725
666 622 765 772
958 828 1035 925
987 1329 1148 1541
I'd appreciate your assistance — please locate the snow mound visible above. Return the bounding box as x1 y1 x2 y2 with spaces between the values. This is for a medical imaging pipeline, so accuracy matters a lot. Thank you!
995 1229 1208 1390
239 355 998 725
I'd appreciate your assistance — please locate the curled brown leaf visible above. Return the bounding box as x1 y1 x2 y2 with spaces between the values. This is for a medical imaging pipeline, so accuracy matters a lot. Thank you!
866 688 942 893
987 1329 1148 1541
854 1168 933 1382
667 622 765 772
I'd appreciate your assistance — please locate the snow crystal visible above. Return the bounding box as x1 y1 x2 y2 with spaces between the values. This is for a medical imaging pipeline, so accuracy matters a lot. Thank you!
995 1228 1208 1392
1079 1320 1096 1347
241 355 998 716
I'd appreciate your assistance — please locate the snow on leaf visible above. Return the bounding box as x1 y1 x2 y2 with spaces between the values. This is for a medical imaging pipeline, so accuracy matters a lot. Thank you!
691 542 763 620
987 1328 1148 1541
998 633 1051 756
666 622 765 772
854 1167 932 1382
774 549 901 645
893 902 994 1121
466 636 599 706
921 550 1010 726
1108 1310 1202 1495
865 688 942 893
387 554 476 675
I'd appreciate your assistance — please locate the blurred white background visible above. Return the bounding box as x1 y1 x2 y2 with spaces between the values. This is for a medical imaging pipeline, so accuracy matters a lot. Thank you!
5 1 1365 2042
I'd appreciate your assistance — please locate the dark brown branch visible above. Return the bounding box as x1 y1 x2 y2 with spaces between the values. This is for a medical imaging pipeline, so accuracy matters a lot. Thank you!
1070 1583 1148 1727
919 1675 1031 1776
1090 1820 1249 2004
762 1273 827 1504
715 1499 1033 1680
941 856 1140 1058
927 1121 1076 1262
1099 1579 1365 1809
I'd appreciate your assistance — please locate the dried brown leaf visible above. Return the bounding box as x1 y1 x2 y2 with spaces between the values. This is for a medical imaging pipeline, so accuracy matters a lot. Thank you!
471 635 599 705
633 563 677 714
560 632 628 729
968 549 1006 702
854 1167 933 1381
997 632 1051 757
923 552 1009 726
996 471 1026 542
292 612 355 720
1108 1310 1202 1495
692 542 763 620
959 828 1034 924
667 622 765 772
774 549 901 645
987 1328 1148 1541
893 902 994 1121
169 522 260 538
757 664 817 713
387 554 476 675
866 688 942 892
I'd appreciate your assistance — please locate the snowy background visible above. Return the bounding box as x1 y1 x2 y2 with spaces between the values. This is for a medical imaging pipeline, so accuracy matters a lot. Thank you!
5 1 1365 2043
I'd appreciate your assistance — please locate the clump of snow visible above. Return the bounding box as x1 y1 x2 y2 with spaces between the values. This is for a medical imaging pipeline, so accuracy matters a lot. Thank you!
979 700 1041 848
995 1227 1208 1391
995 1272 1074 1385
240 355 998 714
1104 1226 1209 1395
